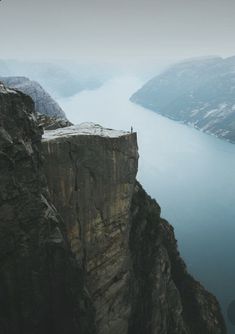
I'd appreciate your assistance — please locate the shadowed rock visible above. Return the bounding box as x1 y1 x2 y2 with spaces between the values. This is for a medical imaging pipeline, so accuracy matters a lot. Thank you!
0 84 95 334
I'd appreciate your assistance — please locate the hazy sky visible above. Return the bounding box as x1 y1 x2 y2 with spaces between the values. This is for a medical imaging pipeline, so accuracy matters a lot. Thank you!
1 0 235 65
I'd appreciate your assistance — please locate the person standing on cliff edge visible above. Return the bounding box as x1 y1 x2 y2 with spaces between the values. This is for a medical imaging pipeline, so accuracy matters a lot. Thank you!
131 126 133 133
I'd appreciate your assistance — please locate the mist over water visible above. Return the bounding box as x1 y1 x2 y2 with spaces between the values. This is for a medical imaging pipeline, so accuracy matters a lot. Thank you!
59 76 235 332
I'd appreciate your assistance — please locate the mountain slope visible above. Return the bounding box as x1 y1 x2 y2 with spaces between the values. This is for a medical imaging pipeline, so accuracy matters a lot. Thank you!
131 56 235 142
0 76 67 119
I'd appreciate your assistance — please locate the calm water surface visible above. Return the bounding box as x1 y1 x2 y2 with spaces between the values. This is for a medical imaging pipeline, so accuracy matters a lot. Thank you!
59 77 235 332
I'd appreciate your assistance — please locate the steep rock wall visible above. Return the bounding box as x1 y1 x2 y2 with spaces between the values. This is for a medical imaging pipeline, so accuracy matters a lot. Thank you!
0 84 95 334
129 183 226 334
42 124 138 333
42 124 226 334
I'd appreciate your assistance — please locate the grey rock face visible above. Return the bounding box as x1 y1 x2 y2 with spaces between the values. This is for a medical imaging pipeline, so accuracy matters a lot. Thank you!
42 125 138 334
42 124 226 334
129 183 226 334
131 56 235 143
0 84 95 334
0 76 67 119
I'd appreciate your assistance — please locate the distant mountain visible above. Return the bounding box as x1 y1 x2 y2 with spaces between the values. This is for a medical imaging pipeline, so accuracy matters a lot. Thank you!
0 60 104 98
131 56 235 143
1 76 67 119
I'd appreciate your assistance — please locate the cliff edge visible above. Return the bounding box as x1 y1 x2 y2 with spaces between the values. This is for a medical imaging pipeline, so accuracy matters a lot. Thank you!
42 123 226 334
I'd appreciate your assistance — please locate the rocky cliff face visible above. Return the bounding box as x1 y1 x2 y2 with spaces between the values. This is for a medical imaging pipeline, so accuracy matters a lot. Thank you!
129 183 226 334
42 123 138 334
0 84 95 334
0 82 226 333
42 124 226 334
131 56 235 143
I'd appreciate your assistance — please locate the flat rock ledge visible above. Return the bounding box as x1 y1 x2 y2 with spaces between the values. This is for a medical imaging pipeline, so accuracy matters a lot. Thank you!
42 122 132 141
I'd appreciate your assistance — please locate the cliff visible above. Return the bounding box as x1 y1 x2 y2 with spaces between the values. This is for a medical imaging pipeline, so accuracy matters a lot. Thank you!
42 124 226 334
0 83 226 333
42 123 138 333
0 84 95 334
130 56 235 143
130 184 226 334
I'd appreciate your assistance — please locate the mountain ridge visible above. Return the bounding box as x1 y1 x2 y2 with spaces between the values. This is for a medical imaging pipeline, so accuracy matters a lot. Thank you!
130 56 235 143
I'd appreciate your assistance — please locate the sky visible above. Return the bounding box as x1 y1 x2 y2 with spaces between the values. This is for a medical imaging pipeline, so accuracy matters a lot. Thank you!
1 0 235 67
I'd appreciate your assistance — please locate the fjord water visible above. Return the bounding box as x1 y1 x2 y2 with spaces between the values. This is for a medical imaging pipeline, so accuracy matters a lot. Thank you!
59 76 235 332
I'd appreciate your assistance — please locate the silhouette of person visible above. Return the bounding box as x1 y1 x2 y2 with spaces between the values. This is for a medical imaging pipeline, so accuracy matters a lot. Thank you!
131 126 133 133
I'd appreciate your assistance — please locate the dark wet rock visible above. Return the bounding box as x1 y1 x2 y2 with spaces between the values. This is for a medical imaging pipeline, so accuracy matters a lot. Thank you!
0 84 95 334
